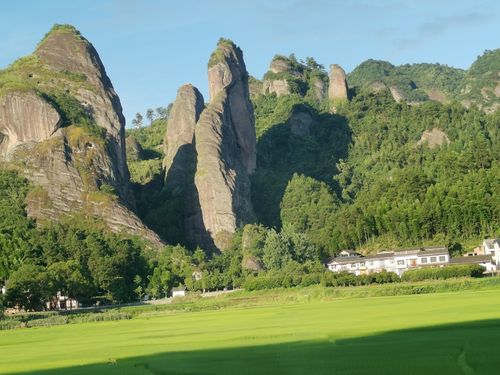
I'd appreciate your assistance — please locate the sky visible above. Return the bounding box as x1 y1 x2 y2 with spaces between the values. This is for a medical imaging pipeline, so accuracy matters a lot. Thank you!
1 0 499 126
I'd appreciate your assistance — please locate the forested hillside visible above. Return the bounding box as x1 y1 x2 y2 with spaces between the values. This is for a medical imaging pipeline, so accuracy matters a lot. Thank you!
128 58 499 255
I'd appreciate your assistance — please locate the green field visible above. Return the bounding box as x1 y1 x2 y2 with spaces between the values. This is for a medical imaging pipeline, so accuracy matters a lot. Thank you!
2 287 500 374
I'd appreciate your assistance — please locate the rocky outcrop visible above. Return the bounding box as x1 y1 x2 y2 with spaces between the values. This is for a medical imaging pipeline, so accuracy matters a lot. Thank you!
389 86 408 103
195 92 255 250
310 76 326 101
368 81 388 92
328 64 349 101
163 84 204 189
192 40 256 250
269 58 290 74
417 128 450 148
262 56 296 97
262 79 291 97
207 40 256 174
0 91 62 157
0 25 163 248
162 84 205 247
35 26 129 198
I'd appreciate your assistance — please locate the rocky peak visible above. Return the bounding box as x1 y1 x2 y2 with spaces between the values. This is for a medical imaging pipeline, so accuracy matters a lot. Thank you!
35 24 129 195
163 84 204 190
194 90 255 250
208 39 247 100
207 38 256 174
269 57 291 74
0 25 162 249
328 64 349 101
159 40 257 251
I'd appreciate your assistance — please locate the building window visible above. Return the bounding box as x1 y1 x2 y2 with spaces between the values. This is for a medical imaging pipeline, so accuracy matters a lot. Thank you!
421 257 428 264
430 257 437 263
397 260 405 266
439 256 446 262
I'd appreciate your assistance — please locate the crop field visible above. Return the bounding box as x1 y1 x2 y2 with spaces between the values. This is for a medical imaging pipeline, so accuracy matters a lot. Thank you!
1 286 500 374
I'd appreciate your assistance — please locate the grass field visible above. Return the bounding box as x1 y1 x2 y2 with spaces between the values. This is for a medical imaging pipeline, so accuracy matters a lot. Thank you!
1 286 500 374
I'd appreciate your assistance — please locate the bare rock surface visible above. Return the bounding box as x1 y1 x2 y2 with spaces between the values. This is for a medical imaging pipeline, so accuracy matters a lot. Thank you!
328 64 349 101
417 128 450 148
0 91 61 157
1 26 163 248
389 86 408 103
193 40 256 250
163 84 204 188
262 79 291 97
208 40 256 174
35 27 129 196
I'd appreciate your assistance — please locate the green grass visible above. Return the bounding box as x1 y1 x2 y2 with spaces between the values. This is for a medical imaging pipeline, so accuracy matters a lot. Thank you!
2 283 500 374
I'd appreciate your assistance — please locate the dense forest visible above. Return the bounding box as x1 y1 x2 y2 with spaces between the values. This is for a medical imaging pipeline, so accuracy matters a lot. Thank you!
0 40 499 311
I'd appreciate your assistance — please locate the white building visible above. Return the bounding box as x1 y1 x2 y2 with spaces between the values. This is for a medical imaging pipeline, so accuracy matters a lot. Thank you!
483 239 500 268
450 254 497 273
46 291 80 310
171 286 186 298
327 246 450 276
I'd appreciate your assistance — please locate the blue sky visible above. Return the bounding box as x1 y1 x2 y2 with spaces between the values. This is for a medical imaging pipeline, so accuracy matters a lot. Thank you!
1 0 499 126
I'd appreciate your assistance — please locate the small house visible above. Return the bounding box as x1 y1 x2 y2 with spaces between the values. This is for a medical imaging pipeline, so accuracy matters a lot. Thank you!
483 239 500 268
46 291 80 310
171 286 186 298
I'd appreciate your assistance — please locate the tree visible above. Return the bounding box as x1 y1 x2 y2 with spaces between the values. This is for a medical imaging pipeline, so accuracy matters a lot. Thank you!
46 261 93 306
134 275 144 302
5 264 51 311
262 228 292 270
131 113 143 129
155 105 171 120
281 174 339 256
146 109 155 124
305 57 324 70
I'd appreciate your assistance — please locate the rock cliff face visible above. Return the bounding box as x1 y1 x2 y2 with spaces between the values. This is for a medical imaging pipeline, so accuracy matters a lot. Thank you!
195 89 255 250
0 25 162 248
328 64 349 102
35 26 129 197
262 79 291 97
163 84 204 189
163 84 205 247
195 40 256 250
208 40 256 174
0 91 61 157
163 40 254 251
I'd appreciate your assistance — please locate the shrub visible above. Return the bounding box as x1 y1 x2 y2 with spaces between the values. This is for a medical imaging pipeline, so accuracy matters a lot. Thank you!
401 264 485 282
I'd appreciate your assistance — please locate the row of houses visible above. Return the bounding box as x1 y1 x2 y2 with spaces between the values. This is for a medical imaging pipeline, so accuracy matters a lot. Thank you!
327 239 500 276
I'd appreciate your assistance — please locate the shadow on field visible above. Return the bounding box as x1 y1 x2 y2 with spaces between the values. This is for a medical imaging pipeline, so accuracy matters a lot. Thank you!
12 319 500 375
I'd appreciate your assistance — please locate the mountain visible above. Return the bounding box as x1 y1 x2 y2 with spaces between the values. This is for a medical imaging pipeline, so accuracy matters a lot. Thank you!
347 49 500 113
0 25 162 247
